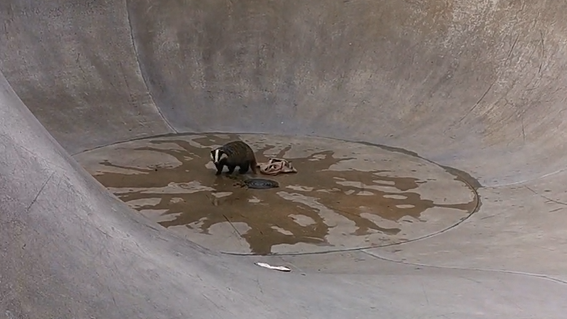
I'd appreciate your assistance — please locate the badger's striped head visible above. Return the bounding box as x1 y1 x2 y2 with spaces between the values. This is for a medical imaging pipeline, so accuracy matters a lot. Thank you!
210 148 228 163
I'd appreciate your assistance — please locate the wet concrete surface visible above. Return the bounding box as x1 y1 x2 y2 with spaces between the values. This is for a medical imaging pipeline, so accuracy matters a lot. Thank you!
4 1 567 317
75 133 478 255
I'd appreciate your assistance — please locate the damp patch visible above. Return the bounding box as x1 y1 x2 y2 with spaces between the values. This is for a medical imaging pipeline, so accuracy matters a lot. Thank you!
74 133 480 256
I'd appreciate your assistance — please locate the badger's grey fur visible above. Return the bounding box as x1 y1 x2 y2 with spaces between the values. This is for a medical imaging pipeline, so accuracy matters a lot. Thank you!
210 140 258 175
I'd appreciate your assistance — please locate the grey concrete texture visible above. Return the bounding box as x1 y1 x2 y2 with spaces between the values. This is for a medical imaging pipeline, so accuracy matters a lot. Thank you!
1 0 567 318
75 133 479 255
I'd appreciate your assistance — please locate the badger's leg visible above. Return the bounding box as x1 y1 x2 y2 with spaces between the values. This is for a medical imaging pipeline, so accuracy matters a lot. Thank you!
249 159 258 174
238 162 250 174
214 163 224 175
226 164 236 174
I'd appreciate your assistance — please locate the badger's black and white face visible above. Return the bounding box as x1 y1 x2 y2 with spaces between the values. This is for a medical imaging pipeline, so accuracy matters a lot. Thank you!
210 148 228 163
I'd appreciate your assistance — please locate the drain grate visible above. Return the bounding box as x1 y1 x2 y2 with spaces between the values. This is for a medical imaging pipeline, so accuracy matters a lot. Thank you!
243 178 279 189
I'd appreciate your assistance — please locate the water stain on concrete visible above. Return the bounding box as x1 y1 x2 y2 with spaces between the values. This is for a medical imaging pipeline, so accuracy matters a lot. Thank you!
76 133 479 255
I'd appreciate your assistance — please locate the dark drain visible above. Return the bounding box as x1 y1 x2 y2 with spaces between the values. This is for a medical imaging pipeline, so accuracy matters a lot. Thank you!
243 178 279 189
225 173 279 189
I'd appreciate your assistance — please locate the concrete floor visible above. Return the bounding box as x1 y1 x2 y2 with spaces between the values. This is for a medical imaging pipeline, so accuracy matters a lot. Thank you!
75 133 477 255
1 1 567 318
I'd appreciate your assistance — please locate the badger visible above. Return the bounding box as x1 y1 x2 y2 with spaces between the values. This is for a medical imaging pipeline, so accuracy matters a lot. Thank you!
210 140 258 175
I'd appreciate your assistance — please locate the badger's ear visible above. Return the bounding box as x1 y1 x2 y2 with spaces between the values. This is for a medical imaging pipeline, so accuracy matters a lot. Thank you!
220 153 228 160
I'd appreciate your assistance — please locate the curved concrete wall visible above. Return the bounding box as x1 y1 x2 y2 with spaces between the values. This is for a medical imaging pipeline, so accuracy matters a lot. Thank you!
132 0 567 186
2 1 567 186
0 0 174 153
2 0 567 318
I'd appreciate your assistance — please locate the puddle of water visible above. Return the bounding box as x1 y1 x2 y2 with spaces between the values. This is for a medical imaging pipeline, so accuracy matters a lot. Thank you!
75 133 479 255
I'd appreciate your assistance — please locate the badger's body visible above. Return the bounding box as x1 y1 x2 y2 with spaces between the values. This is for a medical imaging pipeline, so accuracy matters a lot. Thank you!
210 140 258 175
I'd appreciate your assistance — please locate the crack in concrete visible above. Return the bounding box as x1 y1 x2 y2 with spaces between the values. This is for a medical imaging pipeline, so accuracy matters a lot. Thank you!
361 250 567 286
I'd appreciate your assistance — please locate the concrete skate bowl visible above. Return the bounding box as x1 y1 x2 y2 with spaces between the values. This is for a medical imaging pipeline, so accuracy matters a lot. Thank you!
2 1 567 318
